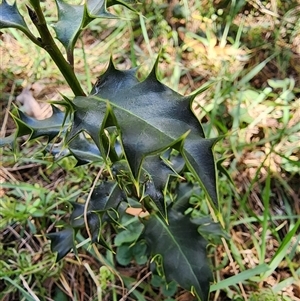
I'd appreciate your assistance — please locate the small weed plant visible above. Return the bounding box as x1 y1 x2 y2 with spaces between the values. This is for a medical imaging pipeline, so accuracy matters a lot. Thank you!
0 1 224 300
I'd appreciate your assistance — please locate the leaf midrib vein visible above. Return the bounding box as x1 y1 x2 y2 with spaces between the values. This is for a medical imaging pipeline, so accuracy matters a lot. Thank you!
155 215 199 282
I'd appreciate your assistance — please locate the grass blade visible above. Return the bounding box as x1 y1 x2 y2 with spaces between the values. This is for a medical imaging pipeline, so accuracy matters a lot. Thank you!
262 219 300 279
2 276 37 301
238 53 277 86
210 264 270 292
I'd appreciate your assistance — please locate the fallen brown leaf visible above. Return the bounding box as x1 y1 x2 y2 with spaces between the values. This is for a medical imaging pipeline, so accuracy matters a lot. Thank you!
16 87 52 120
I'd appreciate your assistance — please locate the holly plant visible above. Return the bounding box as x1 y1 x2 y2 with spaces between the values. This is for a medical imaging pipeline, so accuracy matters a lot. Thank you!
0 1 223 300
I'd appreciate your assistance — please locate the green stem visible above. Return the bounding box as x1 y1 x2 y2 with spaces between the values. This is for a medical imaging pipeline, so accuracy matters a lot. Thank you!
29 0 85 96
19 28 43 47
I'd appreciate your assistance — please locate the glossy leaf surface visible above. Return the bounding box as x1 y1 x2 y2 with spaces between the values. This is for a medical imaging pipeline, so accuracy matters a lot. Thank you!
68 132 102 165
86 0 114 18
69 61 218 205
144 209 213 301
53 0 86 54
70 181 125 230
0 0 30 33
47 228 76 261
13 106 67 141
87 0 136 18
142 155 176 217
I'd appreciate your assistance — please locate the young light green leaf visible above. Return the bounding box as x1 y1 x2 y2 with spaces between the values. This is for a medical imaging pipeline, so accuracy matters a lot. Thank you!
116 244 133 265
116 240 148 266
131 240 148 265
144 209 213 301
114 216 144 246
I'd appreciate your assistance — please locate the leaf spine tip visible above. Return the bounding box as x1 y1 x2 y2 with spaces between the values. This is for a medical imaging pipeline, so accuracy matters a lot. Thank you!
146 55 161 82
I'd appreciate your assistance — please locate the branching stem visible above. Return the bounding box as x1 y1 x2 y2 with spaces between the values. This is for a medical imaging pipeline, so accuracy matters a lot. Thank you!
28 0 85 96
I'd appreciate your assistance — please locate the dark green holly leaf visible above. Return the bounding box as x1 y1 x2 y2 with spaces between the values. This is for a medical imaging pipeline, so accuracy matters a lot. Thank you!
69 132 102 165
181 137 218 207
86 0 136 18
89 58 139 97
14 106 67 141
144 209 213 301
111 160 130 179
143 180 165 217
86 0 113 18
70 202 85 228
107 0 138 12
168 151 185 173
142 155 176 217
69 202 112 248
171 182 198 214
69 59 218 206
87 212 113 249
70 181 125 230
1 110 35 150
143 155 176 193
89 181 126 211
0 0 31 34
53 0 90 58
46 141 70 161
87 212 101 243
47 228 76 261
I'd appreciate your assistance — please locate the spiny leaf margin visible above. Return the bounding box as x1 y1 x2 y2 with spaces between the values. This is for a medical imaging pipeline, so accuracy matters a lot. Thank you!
68 58 218 207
